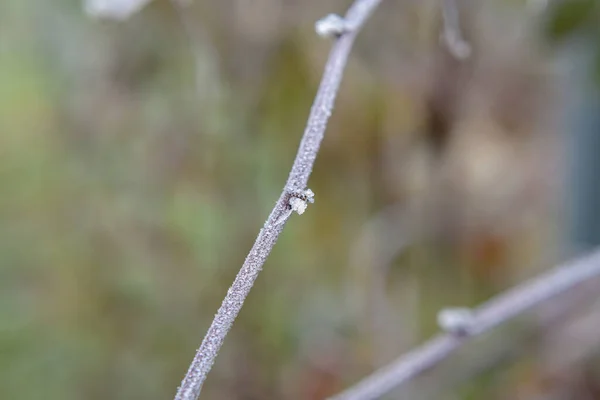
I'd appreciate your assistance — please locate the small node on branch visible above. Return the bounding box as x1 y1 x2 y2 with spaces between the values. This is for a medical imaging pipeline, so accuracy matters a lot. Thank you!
274 188 315 226
437 307 475 336
289 188 315 215
315 14 350 38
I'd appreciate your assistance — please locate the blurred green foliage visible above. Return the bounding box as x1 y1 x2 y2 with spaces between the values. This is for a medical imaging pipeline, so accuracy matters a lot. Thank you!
545 0 597 41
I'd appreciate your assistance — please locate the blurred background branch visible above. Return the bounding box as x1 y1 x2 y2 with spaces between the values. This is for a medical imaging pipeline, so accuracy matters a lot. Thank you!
440 0 471 60
331 247 600 400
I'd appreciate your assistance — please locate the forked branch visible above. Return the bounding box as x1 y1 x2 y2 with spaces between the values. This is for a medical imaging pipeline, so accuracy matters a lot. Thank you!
173 1 382 399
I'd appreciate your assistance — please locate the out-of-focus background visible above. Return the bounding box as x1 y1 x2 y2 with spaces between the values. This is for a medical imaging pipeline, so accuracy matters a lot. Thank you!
2 0 600 399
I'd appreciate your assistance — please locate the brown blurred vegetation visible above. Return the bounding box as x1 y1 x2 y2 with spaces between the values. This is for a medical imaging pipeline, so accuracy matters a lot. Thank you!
2 0 599 399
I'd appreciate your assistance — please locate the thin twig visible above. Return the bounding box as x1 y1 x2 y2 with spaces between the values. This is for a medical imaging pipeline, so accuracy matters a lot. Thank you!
440 0 471 59
392 281 600 399
173 1 382 399
330 247 600 400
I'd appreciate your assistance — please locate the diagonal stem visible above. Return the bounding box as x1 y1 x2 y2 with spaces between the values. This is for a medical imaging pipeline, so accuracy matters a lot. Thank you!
330 248 600 400
174 1 382 399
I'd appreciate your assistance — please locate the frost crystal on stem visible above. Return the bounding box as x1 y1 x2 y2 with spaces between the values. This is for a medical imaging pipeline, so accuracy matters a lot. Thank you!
316 14 350 38
290 197 308 215
289 188 315 215
437 307 475 336
274 189 315 225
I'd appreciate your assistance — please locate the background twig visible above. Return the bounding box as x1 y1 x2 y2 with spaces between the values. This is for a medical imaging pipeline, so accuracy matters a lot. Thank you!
174 1 382 399
441 0 471 59
330 247 600 400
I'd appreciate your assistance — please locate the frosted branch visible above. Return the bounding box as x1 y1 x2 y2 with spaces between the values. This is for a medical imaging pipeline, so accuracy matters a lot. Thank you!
173 1 382 399
330 247 600 400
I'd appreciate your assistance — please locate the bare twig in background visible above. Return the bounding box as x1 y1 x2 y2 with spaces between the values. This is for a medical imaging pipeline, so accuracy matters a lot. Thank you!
173 1 382 399
330 247 600 400
390 279 600 400
440 0 471 59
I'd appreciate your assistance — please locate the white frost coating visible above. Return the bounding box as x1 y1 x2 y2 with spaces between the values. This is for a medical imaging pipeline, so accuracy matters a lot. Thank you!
290 197 308 215
304 188 315 201
289 188 315 215
274 188 316 225
84 0 153 20
315 14 349 38
174 1 383 399
437 307 475 335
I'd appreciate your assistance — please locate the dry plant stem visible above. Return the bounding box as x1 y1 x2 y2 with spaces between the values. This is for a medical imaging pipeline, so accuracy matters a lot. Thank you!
330 247 600 400
174 1 382 399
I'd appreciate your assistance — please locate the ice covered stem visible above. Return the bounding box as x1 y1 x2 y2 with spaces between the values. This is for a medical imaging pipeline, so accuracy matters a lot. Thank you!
289 188 315 215
174 1 383 399
274 189 316 226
